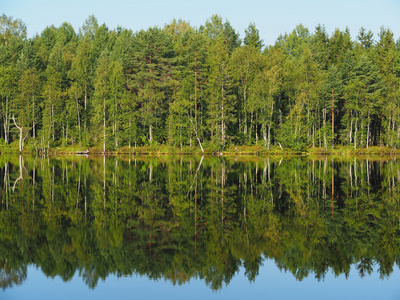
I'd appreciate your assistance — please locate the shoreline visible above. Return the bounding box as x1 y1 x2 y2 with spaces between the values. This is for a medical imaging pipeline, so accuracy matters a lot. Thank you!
2 145 400 158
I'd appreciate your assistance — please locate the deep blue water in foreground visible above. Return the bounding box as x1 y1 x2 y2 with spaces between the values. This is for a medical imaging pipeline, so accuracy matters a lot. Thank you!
2 260 399 300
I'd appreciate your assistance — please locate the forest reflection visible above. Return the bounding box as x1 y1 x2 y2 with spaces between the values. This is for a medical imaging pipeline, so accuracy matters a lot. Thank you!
1 155 400 291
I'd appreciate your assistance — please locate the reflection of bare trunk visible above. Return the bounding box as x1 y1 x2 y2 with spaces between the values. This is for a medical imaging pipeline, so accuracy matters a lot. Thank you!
187 156 204 194
149 162 153 182
346 161 349 204
323 158 327 200
33 159 36 211
103 155 106 209
331 159 334 219
350 160 353 198
263 161 267 184
77 162 81 212
84 84 87 144
354 158 357 193
3 162 10 210
195 179 197 256
268 158 273 204
221 162 225 225
84 176 87 219
52 166 55 203
12 156 24 192
189 117 204 154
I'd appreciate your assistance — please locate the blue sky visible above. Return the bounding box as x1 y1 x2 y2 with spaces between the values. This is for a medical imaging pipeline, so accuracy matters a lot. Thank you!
2 0 400 46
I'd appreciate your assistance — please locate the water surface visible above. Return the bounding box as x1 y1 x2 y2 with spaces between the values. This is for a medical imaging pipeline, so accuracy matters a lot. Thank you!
1 156 400 299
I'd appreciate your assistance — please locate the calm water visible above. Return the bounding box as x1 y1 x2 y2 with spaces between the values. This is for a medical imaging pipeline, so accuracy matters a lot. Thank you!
1 155 400 299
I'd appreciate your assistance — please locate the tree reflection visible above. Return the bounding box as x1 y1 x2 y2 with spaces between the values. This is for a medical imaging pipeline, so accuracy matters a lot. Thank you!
0 263 27 290
1 156 400 290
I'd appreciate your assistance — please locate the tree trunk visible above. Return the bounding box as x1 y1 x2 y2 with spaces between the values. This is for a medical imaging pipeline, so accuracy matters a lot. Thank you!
52 104 55 141
250 111 253 144
354 116 358 150
195 51 198 130
312 123 315 148
66 114 68 145
4 96 9 144
76 92 81 146
350 112 353 146
332 88 334 147
12 115 23 152
262 123 267 147
323 109 327 150
255 113 258 144
103 96 106 153
149 124 153 144
33 95 36 142
268 101 274 150
84 84 87 145
367 119 370 149
114 96 118 149
221 85 225 147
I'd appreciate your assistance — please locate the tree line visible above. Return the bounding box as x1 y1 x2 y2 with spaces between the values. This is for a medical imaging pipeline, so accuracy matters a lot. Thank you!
0 14 399 152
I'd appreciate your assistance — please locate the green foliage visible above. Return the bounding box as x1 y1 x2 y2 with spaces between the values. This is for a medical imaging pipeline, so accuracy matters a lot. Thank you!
0 14 399 152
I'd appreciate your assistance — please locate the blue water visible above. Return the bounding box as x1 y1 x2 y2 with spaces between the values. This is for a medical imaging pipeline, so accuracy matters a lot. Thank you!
2 259 399 300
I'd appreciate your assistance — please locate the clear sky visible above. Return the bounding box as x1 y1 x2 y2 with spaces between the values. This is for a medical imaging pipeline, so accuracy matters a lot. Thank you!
2 0 400 46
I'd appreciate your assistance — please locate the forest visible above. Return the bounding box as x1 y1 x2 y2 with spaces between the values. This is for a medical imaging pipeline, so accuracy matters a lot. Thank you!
0 14 400 153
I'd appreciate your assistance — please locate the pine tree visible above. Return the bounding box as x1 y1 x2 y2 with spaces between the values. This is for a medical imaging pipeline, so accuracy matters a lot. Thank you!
243 22 264 52
344 54 382 149
131 27 175 145
327 28 353 66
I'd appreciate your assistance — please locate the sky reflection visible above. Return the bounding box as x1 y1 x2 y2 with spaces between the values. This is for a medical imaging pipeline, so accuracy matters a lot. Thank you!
2 260 400 300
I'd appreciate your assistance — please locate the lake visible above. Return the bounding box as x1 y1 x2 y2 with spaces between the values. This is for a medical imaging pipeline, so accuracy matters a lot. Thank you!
1 155 400 299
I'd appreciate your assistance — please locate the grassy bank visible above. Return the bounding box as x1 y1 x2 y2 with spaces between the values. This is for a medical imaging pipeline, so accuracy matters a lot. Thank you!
1 140 399 158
